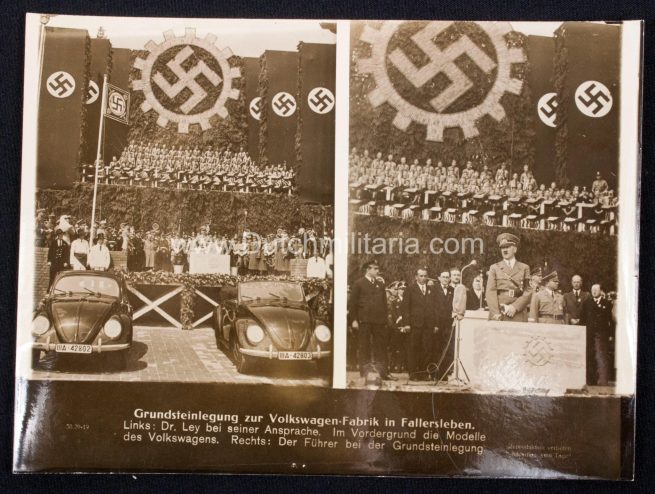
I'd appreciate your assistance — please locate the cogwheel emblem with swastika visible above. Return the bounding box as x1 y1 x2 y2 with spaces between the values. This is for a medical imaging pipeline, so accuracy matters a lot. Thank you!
357 21 525 141
523 336 554 367
131 28 241 133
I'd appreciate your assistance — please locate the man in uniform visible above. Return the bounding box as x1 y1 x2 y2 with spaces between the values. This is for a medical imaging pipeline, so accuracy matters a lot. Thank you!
47 228 70 287
485 233 532 321
591 171 609 199
529 271 565 323
349 260 395 381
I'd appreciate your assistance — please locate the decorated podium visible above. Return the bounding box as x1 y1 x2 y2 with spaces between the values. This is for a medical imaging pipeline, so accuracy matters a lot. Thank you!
458 310 586 393
188 252 231 274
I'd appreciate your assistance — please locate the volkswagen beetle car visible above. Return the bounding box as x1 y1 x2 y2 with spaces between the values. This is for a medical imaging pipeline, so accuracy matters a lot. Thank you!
31 271 133 370
212 280 331 374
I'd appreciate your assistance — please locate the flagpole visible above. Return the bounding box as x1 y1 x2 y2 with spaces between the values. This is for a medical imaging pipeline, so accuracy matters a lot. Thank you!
90 74 109 243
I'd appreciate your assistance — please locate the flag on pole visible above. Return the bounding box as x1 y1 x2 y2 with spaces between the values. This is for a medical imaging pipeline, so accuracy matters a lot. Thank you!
104 83 130 124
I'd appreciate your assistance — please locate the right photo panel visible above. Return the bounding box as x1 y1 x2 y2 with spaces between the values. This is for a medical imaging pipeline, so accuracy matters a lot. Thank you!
346 20 628 394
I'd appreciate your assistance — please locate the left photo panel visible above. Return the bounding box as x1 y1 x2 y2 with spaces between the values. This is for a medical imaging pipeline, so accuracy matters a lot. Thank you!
17 15 336 386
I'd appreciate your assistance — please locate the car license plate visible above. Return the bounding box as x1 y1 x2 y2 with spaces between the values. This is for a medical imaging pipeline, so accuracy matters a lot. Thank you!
55 343 92 354
278 351 312 360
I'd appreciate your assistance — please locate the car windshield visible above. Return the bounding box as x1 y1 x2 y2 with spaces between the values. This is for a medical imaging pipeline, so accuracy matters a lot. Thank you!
53 275 120 298
240 282 304 302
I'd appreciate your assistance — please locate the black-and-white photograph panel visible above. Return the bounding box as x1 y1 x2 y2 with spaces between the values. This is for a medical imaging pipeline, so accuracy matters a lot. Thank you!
17 16 336 386
346 21 639 395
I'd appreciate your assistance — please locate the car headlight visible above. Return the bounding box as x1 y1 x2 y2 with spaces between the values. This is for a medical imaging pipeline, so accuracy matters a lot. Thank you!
314 324 331 343
246 324 265 344
32 315 50 336
103 318 122 339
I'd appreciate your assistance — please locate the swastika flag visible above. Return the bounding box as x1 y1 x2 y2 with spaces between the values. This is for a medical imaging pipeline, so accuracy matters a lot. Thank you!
104 83 130 124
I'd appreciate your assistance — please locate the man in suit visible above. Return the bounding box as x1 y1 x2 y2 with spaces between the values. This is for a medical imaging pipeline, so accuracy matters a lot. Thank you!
466 274 487 310
433 270 455 377
349 260 395 381
563 274 590 325
401 268 438 380
485 233 532 322
47 228 70 287
582 284 614 386
450 267 467 320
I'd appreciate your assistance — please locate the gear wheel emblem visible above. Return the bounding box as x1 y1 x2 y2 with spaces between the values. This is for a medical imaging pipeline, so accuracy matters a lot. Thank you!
357 21 525 141
131 28 241 133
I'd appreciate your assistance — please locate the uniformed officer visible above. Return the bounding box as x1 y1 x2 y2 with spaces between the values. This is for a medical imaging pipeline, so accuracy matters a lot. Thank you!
529 271 565 323
47 228 70 287
485 233 532 321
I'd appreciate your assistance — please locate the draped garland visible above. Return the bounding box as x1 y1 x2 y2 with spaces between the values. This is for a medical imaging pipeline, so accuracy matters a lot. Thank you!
294 42 304 193
553 26 570 187
257 53 269 164
119 270 331 330
350 22 535 170
36 184 331 236
77 34 92 168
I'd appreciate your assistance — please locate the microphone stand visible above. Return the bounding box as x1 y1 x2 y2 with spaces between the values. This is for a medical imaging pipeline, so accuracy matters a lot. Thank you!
438 261 476 387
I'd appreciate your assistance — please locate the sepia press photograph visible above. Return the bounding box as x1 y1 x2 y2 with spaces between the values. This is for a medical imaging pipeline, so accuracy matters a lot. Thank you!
17 15 336 386
346 21 637 395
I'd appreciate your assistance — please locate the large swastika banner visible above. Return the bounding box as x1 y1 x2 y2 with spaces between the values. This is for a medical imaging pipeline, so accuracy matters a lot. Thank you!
38 27 88 188
261 50 298 166
297 43 336 205
81 38 111 165
103 48 131 162
527 35 557 186
559 22 620 189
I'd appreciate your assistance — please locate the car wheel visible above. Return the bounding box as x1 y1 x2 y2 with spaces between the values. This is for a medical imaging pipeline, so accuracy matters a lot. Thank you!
231 335 253 374
316 357 332 376
31 349 41 370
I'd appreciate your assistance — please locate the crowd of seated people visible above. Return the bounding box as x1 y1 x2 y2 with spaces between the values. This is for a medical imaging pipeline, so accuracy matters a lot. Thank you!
80 141 295 194
349 149 618 234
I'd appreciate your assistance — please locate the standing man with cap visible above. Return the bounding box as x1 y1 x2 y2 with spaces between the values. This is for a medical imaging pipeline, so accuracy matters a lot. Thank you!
47 228 70 287
529 271 565 323
88 233 111 271
349 260 395 381
591 171 609 199
485 233 532 322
